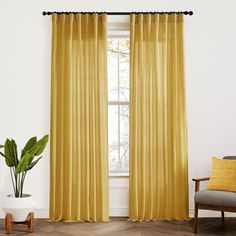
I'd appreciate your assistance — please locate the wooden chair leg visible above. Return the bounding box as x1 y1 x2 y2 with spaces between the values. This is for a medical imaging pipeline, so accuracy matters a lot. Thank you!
194 204 198 233
5 213 12 234
27 212 35 233
221 211 225 223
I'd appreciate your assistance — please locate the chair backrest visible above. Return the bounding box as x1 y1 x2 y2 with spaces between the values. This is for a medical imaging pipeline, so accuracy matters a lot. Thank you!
223 156 236 160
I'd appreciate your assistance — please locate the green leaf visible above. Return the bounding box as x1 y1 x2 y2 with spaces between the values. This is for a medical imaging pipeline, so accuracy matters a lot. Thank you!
28 143 41 156
21 137 37 157
0 144 4 148
4 139 16 167
11 139 18 166
25 156 42 171
15 152 33 174
2 135 48 172
27 152 36 166
34 135 49 156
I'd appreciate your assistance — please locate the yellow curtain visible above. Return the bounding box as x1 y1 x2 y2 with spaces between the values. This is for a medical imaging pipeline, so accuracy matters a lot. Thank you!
129 14 188 221
50 13 109 222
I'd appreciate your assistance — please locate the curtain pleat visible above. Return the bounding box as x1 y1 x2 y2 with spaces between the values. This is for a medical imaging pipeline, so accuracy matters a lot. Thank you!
50 13 109 222
129 14 189 221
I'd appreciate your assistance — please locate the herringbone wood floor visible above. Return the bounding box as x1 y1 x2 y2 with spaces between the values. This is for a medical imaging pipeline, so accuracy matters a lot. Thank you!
0 217 235 236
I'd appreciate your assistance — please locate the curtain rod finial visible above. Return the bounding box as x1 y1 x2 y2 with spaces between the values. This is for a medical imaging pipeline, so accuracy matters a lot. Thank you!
42 11 47 16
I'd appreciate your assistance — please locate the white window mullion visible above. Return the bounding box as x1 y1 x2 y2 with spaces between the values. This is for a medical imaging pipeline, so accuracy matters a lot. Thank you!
108 101 129 105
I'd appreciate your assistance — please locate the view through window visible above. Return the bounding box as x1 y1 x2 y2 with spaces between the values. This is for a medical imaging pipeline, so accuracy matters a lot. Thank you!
108 36 130 174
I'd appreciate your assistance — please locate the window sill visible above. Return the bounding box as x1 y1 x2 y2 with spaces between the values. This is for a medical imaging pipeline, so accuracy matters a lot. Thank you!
109 173 129 178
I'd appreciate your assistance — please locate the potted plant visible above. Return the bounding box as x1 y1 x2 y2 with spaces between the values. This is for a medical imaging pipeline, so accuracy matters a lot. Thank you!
0 135 48 222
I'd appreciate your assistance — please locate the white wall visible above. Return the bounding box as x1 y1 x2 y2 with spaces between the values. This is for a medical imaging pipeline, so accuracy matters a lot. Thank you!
0 0 236 218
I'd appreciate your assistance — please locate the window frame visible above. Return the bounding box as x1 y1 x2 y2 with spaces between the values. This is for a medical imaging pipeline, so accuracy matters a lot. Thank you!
108 32 130 177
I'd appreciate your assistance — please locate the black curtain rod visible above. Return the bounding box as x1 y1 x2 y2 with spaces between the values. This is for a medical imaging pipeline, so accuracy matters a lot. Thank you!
42 11 193 16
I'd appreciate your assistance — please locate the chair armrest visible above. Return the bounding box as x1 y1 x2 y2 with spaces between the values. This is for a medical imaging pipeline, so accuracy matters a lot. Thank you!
192 177 210 192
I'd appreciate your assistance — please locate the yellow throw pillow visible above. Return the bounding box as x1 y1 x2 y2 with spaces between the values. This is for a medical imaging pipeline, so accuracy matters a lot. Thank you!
207 157 236 192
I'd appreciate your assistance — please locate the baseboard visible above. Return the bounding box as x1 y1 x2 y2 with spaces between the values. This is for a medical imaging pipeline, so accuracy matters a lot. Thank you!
0 208 235 219
110 208 236 218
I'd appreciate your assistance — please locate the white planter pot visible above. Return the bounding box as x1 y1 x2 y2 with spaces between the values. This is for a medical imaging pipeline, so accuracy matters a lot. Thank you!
2 194 35 222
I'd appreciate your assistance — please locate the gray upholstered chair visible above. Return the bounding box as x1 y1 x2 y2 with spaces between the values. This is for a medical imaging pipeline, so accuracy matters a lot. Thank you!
192 156 236 233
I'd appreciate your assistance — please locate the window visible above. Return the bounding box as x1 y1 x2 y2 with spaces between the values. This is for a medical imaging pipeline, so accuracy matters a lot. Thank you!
108 36 130 174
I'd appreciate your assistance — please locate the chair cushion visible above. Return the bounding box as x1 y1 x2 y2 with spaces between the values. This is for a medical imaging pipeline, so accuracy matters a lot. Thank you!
207 157 236 192
195 190 236 207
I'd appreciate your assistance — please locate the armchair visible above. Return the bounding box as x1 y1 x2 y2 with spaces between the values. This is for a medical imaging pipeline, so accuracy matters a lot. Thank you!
192 156 236 233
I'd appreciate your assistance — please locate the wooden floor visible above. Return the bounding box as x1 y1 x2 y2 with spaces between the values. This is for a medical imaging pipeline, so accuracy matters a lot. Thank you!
0 217 235 235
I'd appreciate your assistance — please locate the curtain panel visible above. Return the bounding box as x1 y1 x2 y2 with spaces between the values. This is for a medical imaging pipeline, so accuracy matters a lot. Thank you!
50 13 109 222
129 14 189 221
